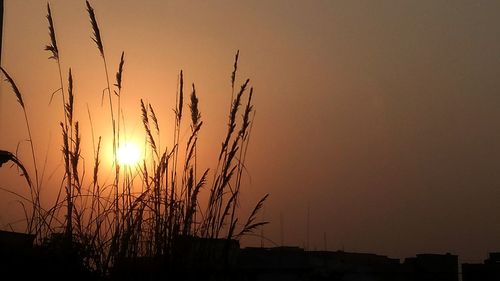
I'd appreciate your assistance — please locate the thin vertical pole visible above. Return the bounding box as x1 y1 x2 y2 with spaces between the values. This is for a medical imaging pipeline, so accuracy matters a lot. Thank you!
0 0 3 65
306 203 310 251
280 212 284 246
1 0 4 133
324 232 327 251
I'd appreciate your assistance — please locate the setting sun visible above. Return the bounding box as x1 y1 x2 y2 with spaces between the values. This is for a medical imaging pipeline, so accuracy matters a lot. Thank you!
117 142 141 166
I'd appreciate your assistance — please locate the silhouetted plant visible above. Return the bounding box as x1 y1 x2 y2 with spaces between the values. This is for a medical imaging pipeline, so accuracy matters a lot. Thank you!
0 67 42 236
0 1 268 277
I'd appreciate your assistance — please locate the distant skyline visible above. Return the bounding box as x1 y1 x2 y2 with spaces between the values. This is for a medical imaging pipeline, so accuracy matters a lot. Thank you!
1 0 500 262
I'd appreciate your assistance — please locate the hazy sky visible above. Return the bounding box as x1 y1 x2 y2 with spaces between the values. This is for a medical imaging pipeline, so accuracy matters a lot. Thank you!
1 0 500 262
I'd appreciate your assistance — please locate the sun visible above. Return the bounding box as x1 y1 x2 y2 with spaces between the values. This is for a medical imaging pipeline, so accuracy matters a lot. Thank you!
117 142 141 166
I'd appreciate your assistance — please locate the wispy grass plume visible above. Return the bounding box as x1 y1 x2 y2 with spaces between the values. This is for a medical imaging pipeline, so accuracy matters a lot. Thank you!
176 70 184 121
0 150 32 188
45 3 59 60
231 50 239 90
141 99 157 156
86 1 104 57
66 69 74 125
1 67 25 108
114 51 124 94
189 84 201 129
237 194 269 238
148 104 160 136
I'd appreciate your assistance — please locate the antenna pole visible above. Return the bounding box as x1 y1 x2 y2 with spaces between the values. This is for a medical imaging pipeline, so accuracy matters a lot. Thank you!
0 0 4 133
0 0 3 66
280 212 284 246
306 203 310 250
324 232 327 251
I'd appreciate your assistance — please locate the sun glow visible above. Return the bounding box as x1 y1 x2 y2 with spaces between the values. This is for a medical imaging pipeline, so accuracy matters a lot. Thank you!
117 142 141 166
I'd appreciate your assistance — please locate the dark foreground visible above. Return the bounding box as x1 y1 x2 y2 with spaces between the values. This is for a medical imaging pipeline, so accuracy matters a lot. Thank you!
1 230 499 281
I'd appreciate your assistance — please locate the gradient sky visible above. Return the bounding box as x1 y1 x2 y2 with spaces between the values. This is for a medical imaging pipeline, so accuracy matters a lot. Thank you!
1 0 500 262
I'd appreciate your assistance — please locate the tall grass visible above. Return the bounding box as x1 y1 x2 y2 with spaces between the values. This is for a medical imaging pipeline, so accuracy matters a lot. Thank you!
0 1 267 277
0 66 43 236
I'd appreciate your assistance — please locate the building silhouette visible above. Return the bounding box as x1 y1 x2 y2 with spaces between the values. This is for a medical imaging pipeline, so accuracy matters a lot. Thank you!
0 230 463 281
462 252 500 281
237 247 458 281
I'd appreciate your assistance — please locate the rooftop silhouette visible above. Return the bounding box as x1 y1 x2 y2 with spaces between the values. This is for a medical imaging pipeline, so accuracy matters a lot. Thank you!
3 230 496 281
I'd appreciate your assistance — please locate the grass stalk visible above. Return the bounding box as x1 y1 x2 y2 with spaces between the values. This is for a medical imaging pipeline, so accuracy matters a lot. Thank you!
0 67 41 234
2 3 268 277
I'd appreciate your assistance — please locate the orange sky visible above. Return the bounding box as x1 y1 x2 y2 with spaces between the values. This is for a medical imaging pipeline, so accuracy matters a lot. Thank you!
1 0 500 262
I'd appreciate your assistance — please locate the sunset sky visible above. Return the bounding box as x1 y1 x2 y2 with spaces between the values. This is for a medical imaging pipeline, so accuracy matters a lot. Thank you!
1 0 500 262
